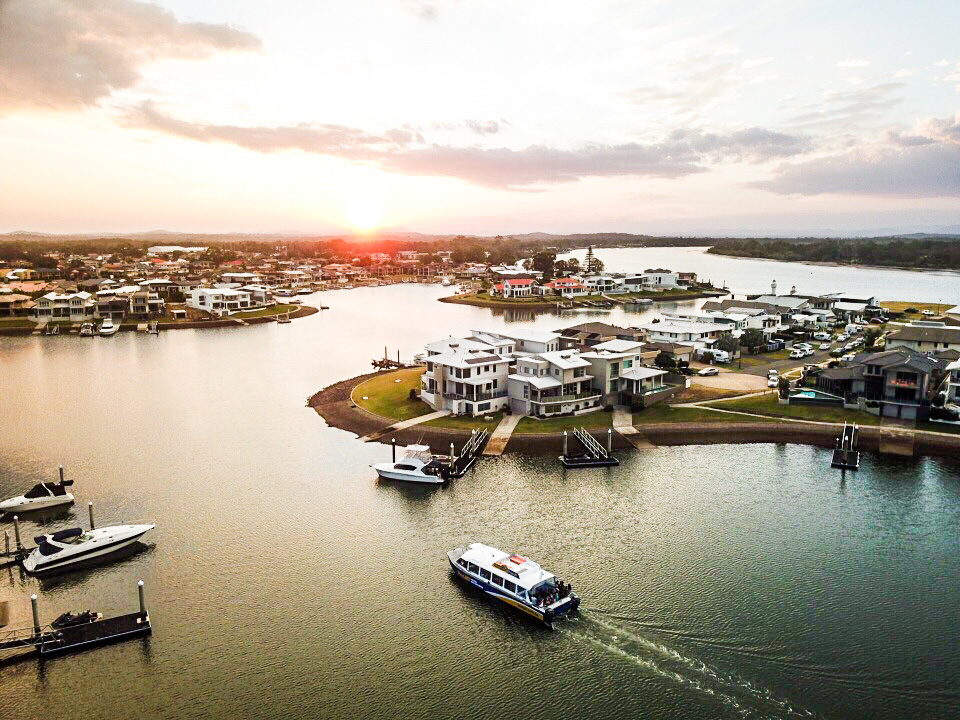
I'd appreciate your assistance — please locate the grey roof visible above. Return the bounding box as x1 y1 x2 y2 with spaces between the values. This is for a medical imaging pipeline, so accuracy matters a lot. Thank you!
857 348 943 374
887 325 960 344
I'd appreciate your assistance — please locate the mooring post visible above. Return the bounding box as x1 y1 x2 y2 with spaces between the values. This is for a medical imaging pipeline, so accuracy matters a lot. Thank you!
4 531 9 556
31 594 40 637
562 431 568 457
450 442 456 469
13 516 21 551
607 428 613 455
88 502 95 530
58 464 64 484
391 438 396 463
138 580 146 615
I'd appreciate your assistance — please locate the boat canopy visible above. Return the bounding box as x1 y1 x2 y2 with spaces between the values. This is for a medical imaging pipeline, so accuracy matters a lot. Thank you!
23 483 54 499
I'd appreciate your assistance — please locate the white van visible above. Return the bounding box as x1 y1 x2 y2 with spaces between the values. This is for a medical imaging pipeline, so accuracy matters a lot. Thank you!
704 349 730 363
845 324 861 335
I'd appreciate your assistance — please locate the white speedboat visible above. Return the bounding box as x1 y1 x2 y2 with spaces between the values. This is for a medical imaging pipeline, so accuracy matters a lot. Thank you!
0 477 74 513
23 523 155 574
297 287 312 295
448 543 580 626
99 318 118 336
79 322 95 336
373 444 447 484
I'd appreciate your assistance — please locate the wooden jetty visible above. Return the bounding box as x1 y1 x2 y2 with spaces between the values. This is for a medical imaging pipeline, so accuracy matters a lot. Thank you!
372 347 408 370
0 582 152 660
389 428 489 481
560 427 620 468
831 422 860 470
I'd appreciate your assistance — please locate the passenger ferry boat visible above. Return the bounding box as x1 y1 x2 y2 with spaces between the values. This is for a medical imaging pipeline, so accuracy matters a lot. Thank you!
447 543 580 626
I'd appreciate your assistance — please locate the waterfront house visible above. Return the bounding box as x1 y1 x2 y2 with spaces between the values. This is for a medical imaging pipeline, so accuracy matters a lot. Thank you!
420 339 512 416
482 328 561 354
507 351 600 417
885 321 960 356
580 274 625 294
643 341 695 365
946 305 960 322
578 340 659 404
622 271 680 291
556 321 645 349
187 288 253 315
947 359 960 406
491 278 536 298
536 277 588 298
0 292 33 317
817 347 943 420
33 291 96 321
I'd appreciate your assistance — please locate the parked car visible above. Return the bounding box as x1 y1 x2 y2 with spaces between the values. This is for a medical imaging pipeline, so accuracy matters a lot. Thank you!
698 367 720 376
813 332 831 341
841 353 856 362
804 348 816 357
767 369 779 378
830 348 844 358
819 342 832 350
767 377 779 388
767 339 785 351
789 349 805 359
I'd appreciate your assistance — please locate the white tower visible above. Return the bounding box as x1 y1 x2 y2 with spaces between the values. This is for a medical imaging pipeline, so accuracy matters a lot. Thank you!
771 280 777 296
791 284 796 295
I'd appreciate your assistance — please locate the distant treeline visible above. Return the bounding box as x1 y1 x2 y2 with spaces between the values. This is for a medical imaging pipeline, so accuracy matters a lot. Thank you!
708 237 960 271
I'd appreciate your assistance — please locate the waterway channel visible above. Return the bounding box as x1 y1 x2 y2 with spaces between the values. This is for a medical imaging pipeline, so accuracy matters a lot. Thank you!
1 259 958 719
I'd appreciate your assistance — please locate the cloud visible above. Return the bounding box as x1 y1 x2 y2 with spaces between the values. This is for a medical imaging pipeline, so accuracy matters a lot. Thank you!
837 58 870 68
430 120 503 136
0 0 260 112
624 57 744 116
401 0 440 20
753 114 960 197
124 103 812 189
786 82 905 128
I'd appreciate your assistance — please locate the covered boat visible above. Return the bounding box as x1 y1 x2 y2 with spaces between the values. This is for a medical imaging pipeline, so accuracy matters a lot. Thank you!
0 479 74 513
22 523 155 574
447 543 580 626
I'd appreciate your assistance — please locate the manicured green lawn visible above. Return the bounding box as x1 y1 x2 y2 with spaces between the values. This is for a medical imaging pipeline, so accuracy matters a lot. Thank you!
515 411 613 434
705 393 880 425
0 318 37 328
352 368 433 422
426 413 503 430
234 303 299 319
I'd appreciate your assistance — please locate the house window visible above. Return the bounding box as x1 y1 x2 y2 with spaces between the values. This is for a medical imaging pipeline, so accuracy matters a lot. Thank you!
477 402 490 411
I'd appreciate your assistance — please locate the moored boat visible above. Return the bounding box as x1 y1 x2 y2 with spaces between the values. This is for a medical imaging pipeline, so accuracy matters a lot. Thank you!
447 543 580 626
98 318 117 336
373 444 447 484
0 477 74 514
79 322 95 336
22 523 155 574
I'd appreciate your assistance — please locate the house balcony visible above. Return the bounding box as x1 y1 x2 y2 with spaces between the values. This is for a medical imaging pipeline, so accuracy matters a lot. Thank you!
442 390 507 402
887 378 919 388
532 391 602 405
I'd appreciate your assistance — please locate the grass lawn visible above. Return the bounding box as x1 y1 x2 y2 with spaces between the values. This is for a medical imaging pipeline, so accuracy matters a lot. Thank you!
918 420 960 435
515 411 613 434
234 303 299 319
737 349 791 367
880 300 953 318
633 404 780 424
705 393 880 425
426 413 503 431
352 368 433 422
0 318 37 328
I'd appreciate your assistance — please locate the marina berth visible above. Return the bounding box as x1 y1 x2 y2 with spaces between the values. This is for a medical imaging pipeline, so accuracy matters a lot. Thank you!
22 523 155 574
447 543 580 626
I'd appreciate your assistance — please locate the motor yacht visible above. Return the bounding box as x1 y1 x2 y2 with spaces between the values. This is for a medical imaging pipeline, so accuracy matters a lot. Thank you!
99 318 118 336
448 543 580 626
79 323 95 336
22 523 155 574
0 477 74 513
373 444 448 484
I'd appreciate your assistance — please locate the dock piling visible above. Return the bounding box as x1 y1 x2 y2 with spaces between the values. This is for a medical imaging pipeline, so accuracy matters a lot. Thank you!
607 428 613 454
58 464 64 483
449 443 455 470
31 595 40 637
391 438 396 463
13 516 21 551
88 501 95 530
138 580 146 615
563 431 568 456
4 531 9 557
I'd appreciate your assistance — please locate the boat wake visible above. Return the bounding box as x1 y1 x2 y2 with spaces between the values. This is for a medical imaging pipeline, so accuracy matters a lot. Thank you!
559 612 819 719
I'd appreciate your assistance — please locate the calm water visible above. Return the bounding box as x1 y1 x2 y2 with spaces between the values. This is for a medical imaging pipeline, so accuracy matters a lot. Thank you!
561 246 960 302
1 279 959 720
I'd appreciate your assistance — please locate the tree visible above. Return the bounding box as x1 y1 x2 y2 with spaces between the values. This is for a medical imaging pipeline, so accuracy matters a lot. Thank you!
715 333 739 354
864 327 882 348
531 251 556 282
654 352 676 369
778 377 791 399
739 328 766 352
583 245 604 274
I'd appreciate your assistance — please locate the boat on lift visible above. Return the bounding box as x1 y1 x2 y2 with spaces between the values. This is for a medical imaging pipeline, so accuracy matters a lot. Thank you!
98 318 118 336
373 444 448 484
0 470 74 513
79 322 95 336
447 543 580 626
22 523 155 574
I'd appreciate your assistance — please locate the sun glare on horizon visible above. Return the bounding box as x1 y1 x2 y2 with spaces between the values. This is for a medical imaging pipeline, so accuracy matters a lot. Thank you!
343 194 384 233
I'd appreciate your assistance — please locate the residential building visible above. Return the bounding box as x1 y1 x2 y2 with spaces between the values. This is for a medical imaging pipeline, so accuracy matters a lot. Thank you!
536 277 588 298
644 341 695 365
640 320 729 349
187 288 253 315
491 278 536 298
556 321 645 349
580 275 625 294
420 340 512 416
621 271 679 291
817 347 943 420
508 351 600 417
482 328 561 354
579 340 658 404
33 291 96 321
947 359 960 406
886 321 960 355
0 293 33 317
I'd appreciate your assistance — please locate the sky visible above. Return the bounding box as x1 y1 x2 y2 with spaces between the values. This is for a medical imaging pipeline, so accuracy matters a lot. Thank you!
1 0 958 236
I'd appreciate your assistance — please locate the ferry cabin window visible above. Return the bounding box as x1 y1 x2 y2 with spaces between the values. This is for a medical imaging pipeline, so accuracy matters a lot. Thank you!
467 563 479 574
492 575 504 586
457 559 468 569
504 580 517 593
479 568 491 580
